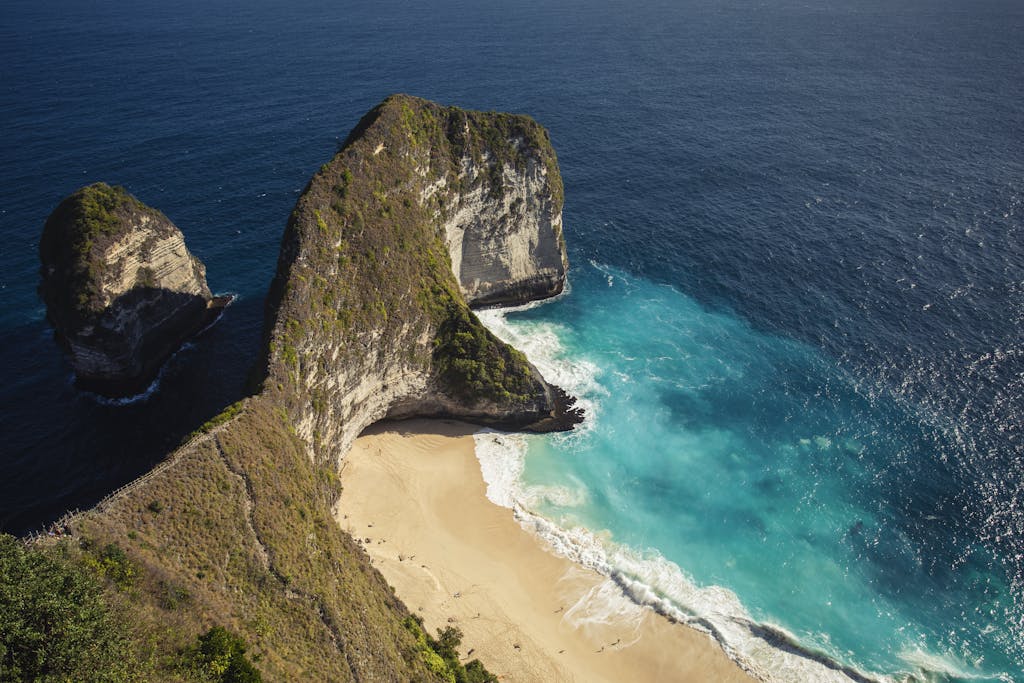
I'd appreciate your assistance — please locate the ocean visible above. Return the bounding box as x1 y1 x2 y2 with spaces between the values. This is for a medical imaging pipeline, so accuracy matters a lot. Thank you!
1 0 1021 680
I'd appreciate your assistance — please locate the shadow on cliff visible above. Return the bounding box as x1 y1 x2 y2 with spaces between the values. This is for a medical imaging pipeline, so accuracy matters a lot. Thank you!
58 287 231 398
358 417 479 441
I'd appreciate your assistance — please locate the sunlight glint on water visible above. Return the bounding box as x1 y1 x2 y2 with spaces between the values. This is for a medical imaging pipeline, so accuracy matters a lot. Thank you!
476 262 1018 683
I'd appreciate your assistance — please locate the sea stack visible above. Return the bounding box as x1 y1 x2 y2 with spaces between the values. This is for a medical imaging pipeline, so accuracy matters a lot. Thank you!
39 182 224 396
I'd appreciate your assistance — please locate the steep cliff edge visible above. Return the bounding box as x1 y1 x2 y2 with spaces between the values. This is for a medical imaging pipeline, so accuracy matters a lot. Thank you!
39 183 226 396
27 96 578 681
439 104 567 306
262 94 579 462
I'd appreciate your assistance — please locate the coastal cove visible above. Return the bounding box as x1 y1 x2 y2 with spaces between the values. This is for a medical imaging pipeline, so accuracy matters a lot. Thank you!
336 420 753 683
2 0 1022 681
6 94 589 681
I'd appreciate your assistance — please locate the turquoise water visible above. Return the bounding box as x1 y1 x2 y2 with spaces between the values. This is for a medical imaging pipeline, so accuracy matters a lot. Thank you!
478 261 1018 682
3 0 1022 679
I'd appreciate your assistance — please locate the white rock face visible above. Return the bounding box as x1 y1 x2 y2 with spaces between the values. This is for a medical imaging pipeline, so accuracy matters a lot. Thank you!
68 219 212 381
445 150 567 307
97 214 210 306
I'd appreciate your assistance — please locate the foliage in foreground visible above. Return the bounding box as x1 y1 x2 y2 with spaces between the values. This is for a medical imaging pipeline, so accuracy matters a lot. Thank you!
182 626 262 683
403 616 498 683
0 534 131 682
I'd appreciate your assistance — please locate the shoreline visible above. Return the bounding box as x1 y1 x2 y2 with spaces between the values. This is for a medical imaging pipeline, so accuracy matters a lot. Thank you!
335 419 754 682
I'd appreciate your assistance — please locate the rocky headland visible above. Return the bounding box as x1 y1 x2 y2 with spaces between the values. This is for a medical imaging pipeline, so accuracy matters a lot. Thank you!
26 96 582 680
38 182 228 396
262 94 580 463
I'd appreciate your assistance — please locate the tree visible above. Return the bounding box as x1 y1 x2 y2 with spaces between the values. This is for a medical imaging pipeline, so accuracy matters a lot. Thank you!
188 626 262 682
0 534 130 682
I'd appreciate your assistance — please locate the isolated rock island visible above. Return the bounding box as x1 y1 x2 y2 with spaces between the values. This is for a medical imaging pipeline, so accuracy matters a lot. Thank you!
28 95 580 680
39 182 228 396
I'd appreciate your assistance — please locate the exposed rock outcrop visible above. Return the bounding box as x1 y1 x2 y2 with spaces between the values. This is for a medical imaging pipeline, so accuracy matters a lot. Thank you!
39 183 226 396
34 96 581 681
261 94 579 464
440 110 567 307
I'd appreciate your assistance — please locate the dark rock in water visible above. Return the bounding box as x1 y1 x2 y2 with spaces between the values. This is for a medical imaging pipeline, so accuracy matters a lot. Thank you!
38 182 225 396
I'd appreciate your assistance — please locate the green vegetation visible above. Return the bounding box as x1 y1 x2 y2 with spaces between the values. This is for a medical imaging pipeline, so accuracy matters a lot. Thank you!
81 539 137 590
433 301 536 402
403 616 498 683
260 94 552 420
39 182 158 323
31 96 564 682
156 579 192 611
449 106 563 204
189 400 246 439
0 534 132 682
71 182 131 249
183 626 261 682
39 183 146 319
60 399 457 680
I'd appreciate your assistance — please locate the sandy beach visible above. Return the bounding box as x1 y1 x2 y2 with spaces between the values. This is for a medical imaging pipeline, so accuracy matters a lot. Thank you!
335 420 754 682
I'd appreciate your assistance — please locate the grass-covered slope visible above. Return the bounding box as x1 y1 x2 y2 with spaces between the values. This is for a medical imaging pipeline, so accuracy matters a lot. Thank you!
24 399 488 681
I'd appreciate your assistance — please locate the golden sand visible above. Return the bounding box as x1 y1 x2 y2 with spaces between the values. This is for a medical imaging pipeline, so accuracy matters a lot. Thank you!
335 420 754 682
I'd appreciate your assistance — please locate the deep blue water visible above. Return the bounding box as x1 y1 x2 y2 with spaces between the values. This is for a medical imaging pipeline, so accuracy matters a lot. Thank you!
1 0 1021 679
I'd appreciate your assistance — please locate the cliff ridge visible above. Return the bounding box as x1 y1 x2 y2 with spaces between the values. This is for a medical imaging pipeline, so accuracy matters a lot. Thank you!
28 96 579 681
262 94 579 462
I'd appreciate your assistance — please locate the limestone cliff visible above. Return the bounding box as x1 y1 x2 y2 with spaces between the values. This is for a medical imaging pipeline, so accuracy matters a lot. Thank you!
439 106 567 306
31 97 579 681
39 183 224 396
262 94 578 463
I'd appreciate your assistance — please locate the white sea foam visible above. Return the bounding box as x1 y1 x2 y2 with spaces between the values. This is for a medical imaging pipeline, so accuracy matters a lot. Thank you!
80 375 162 406
79 346 188 406
498 486 901 682
196 291 237 335
472 430 527 509
562 575 645 648
513 498 897 683
522 482 589 509
897 648 1013 683
473 301 908 683
475 303 605 444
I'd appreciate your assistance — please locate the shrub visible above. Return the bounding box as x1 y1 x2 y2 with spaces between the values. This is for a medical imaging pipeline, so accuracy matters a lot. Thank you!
80 540 136 590
464 659 499 683
190 400 246 439
156 579 192 610
185 626 262 682
432 301 536 403
401 616 497 683
0 534 131 681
